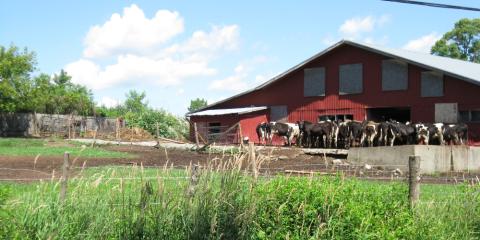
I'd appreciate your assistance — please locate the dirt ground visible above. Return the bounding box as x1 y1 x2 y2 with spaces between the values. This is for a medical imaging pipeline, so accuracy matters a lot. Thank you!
0 144 341 181
1 144 477 184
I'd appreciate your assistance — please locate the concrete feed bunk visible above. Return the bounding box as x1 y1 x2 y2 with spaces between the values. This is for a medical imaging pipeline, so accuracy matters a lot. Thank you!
347 145 480 174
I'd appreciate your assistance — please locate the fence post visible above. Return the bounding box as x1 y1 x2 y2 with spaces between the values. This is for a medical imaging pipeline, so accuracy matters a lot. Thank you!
408 155 421 207
194 122 200 148
60 152 70 203
156 122 160 146
187 164 200 197
238 123 244 149
91 126 98 148
249 142 258 180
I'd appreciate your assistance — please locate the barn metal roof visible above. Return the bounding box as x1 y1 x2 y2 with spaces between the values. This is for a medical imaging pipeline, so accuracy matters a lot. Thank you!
189 39 480 114
186 106 267 117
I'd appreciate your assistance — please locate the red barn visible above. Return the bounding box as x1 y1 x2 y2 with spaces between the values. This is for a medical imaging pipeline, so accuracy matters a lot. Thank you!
187 40 480 146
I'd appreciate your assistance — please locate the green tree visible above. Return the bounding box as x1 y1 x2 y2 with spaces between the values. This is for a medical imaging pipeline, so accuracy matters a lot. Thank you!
188 98 208 112
431 18 480 63
0 45 36 112
124 90 148 113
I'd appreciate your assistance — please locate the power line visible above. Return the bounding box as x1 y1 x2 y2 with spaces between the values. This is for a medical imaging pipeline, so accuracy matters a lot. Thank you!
382 0 480 12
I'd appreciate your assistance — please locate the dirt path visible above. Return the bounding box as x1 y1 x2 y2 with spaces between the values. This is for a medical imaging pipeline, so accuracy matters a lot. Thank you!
0 145 336 181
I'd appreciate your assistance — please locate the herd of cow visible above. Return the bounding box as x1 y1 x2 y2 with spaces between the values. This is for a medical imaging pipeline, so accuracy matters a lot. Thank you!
256 120 468 149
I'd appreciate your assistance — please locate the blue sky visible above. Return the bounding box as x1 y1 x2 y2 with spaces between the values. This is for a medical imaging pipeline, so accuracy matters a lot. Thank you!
1 0 478 115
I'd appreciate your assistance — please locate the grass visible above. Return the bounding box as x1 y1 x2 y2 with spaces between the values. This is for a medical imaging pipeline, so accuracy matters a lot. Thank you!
0 160 479 239
0 138 133 158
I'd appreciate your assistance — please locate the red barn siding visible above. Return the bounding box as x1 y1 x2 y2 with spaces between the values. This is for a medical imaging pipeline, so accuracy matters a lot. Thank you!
192 44 480 145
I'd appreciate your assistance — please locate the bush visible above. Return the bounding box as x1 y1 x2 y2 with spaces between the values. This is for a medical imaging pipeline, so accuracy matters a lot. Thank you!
125 109 188 140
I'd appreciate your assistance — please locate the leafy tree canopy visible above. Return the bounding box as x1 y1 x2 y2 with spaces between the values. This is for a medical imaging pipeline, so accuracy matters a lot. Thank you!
0 43 94 114
125 90 148 113
431 18 480 63
188 98 208 112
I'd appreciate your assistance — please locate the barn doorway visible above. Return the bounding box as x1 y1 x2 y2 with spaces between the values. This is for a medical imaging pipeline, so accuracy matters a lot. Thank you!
366 107 410 122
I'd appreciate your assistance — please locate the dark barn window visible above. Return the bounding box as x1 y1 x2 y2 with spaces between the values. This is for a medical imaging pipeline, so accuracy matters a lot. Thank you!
270 105 288 122
339 63 363 95
421 71 443 97
304 67 325 97
382 59 408 91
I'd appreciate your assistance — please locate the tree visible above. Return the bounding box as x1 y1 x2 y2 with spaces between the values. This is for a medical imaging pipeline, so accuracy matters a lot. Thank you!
431 18 480 63
188 98 208 112
124 90 148 113
0 45 36 112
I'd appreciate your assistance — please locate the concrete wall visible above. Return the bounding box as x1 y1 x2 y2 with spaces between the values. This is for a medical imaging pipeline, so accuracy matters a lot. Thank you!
347 145 480 174
0 113 120 137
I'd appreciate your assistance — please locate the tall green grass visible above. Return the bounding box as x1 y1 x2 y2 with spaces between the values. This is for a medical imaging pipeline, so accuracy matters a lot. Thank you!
0 154 479 239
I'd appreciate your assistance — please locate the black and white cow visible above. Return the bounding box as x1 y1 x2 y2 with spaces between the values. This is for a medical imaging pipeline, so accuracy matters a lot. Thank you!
388 121 415 146
376 121 391 146
286 122 301 146
360 121 378 147
427 123 445 145
414 123 430 145
443 123 468 145
337 121 351 149
256 122 271 145
346 120 364 148
269 122 294 146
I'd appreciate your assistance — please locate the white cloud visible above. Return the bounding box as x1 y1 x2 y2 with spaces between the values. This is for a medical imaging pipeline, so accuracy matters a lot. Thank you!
208 64 248 92
83 4 184 58
322 15 390 47
66 4 240 90
176 88 185 95
66 54 217 90
338 15 390 38
167 25 239 53
97 96 121 108
402 32 441 53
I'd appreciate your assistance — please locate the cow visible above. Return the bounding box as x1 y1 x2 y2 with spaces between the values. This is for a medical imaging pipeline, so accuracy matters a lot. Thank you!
314 121 337 148
337 121 350 149
414 123 430 145
427 123 445 145
256 122 271 145
269 122 294 146
376 121 391 146
360 121 378 147
388 121 415 146
286 122 301 146
297 121 315 148
443 123 468 145
346 120 364 148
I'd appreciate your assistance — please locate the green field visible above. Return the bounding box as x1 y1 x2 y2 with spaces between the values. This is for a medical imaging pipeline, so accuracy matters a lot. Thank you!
0 138 132 158
0 165 478 239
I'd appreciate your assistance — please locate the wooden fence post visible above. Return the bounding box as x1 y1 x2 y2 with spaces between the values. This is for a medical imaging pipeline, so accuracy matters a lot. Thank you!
194 122 200 148
91 126 98 148
238 123 244 149
249 142 257 180
156 122 160 145
60 152 70 202
408 155 421 207
187 164 200 197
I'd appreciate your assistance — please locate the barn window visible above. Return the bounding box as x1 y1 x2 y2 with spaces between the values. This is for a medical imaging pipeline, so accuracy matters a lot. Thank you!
471 110 480 122
270 105 288 122
339 63 363 95
459 111 470 122
421 71 443 97
382 59 408 91
207 122 222 141
304 67 325 97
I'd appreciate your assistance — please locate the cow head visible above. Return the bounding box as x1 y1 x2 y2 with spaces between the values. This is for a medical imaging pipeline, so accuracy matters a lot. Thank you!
415 123 429 144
